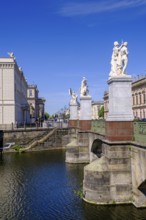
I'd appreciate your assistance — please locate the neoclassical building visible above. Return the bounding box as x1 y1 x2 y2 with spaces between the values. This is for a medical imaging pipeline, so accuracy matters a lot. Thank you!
0 53 46 129
27 85 39 120
103 91 109 119
104 76 146 120
27 85 45 123
92 101 104 119
132 76 146 119
0 55 30 129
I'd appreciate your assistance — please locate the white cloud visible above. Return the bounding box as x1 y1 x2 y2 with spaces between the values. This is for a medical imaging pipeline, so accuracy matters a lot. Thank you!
58 0 146 16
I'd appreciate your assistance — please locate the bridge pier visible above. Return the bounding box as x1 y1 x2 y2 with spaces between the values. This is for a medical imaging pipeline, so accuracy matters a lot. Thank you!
83 141 132 205
82 75 146 208
65 132 90 163
131 146 146 207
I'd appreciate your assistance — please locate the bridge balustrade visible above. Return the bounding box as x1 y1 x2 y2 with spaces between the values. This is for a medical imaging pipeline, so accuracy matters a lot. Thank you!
133 121 146 144
91 119 105 135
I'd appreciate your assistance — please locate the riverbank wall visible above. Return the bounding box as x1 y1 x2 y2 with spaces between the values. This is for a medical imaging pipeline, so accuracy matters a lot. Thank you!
2 128 69 152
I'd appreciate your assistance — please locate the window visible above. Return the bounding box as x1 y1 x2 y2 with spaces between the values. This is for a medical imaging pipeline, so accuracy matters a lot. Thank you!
139 93 141 104
136 95 138 105
144 93 146 104
29 89 33 97
143 110 145 119
132 95 135 105
140 111 142 119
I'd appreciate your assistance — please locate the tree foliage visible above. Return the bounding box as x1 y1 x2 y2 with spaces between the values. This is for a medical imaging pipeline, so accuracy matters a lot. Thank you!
98 106 104 118
44 112 50 119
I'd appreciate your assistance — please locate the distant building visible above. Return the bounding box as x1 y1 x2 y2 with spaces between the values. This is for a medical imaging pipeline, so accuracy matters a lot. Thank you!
103 91 109 119
27 85 45 122
37 97 46 119
27 85 39 122
103 76 146 120
0 55 30 129
132 76 146 119
92 101 104 119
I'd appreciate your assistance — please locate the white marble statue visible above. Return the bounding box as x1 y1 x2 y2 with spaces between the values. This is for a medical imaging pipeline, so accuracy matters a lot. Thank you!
109 41 128 77
69 88 78 105
120 42 128 75
80 77 89 96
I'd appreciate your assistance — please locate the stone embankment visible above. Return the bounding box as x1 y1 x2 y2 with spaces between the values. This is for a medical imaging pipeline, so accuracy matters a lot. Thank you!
2 128 69 152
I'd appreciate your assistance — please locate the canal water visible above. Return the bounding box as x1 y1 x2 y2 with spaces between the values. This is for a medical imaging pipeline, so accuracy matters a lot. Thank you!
0 150 146 220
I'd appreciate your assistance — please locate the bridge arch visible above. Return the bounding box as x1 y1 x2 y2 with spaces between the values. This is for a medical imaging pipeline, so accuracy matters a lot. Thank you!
91 139 103 158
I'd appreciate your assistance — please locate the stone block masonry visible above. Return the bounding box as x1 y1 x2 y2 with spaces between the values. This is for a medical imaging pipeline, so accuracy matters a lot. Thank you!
83 141 132 205
105 121 134 141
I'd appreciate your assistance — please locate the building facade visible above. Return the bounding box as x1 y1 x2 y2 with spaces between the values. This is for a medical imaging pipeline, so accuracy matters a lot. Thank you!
27 85 45 123
103 91 109 119
37 97 46 119
92 101 104 119
132 76 146 119
0 55 30 129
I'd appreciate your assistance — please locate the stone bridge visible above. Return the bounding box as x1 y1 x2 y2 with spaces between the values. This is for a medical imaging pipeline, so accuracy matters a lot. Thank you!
66 123 146 208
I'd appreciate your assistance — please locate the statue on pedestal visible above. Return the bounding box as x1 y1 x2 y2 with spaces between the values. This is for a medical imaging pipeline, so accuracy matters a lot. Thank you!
109 41 128 77
80 77 89 97
69 88 78 105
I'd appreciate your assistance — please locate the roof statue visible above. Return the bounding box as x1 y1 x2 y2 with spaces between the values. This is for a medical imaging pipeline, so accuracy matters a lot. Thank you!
8 52 15 59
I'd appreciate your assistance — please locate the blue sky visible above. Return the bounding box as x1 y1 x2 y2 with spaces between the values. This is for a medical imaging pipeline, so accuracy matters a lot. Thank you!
1 0 146 114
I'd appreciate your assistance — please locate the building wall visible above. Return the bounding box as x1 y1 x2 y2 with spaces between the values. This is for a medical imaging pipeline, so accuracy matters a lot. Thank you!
27 85 39 120
92 101 104 119
0 58 15 125
0 57 30 128
27 85 45 122
15 65 29 123
103 91 109 119
132 77 146 119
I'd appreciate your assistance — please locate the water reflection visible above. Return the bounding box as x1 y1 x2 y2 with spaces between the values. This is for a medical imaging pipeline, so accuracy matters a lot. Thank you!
0 150 146 220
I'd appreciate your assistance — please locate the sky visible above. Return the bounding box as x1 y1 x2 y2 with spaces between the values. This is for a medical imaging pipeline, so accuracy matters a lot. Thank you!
1 0 146 115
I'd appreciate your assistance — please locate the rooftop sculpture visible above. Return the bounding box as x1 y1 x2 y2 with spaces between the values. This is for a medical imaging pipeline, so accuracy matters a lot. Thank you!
8 52 15 59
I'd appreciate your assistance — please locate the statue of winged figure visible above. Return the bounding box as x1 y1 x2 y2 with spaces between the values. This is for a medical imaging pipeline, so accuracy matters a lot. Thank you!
69 88 78 105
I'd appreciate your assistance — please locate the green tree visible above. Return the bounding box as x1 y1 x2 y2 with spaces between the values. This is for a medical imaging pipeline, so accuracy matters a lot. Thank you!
44 112 50 119
98 106 104 118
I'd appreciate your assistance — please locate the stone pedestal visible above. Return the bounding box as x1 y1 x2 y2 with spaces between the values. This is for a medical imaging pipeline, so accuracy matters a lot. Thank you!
79 96 92 131
69 104 78 127
106 121 133 141
106 76 134 141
